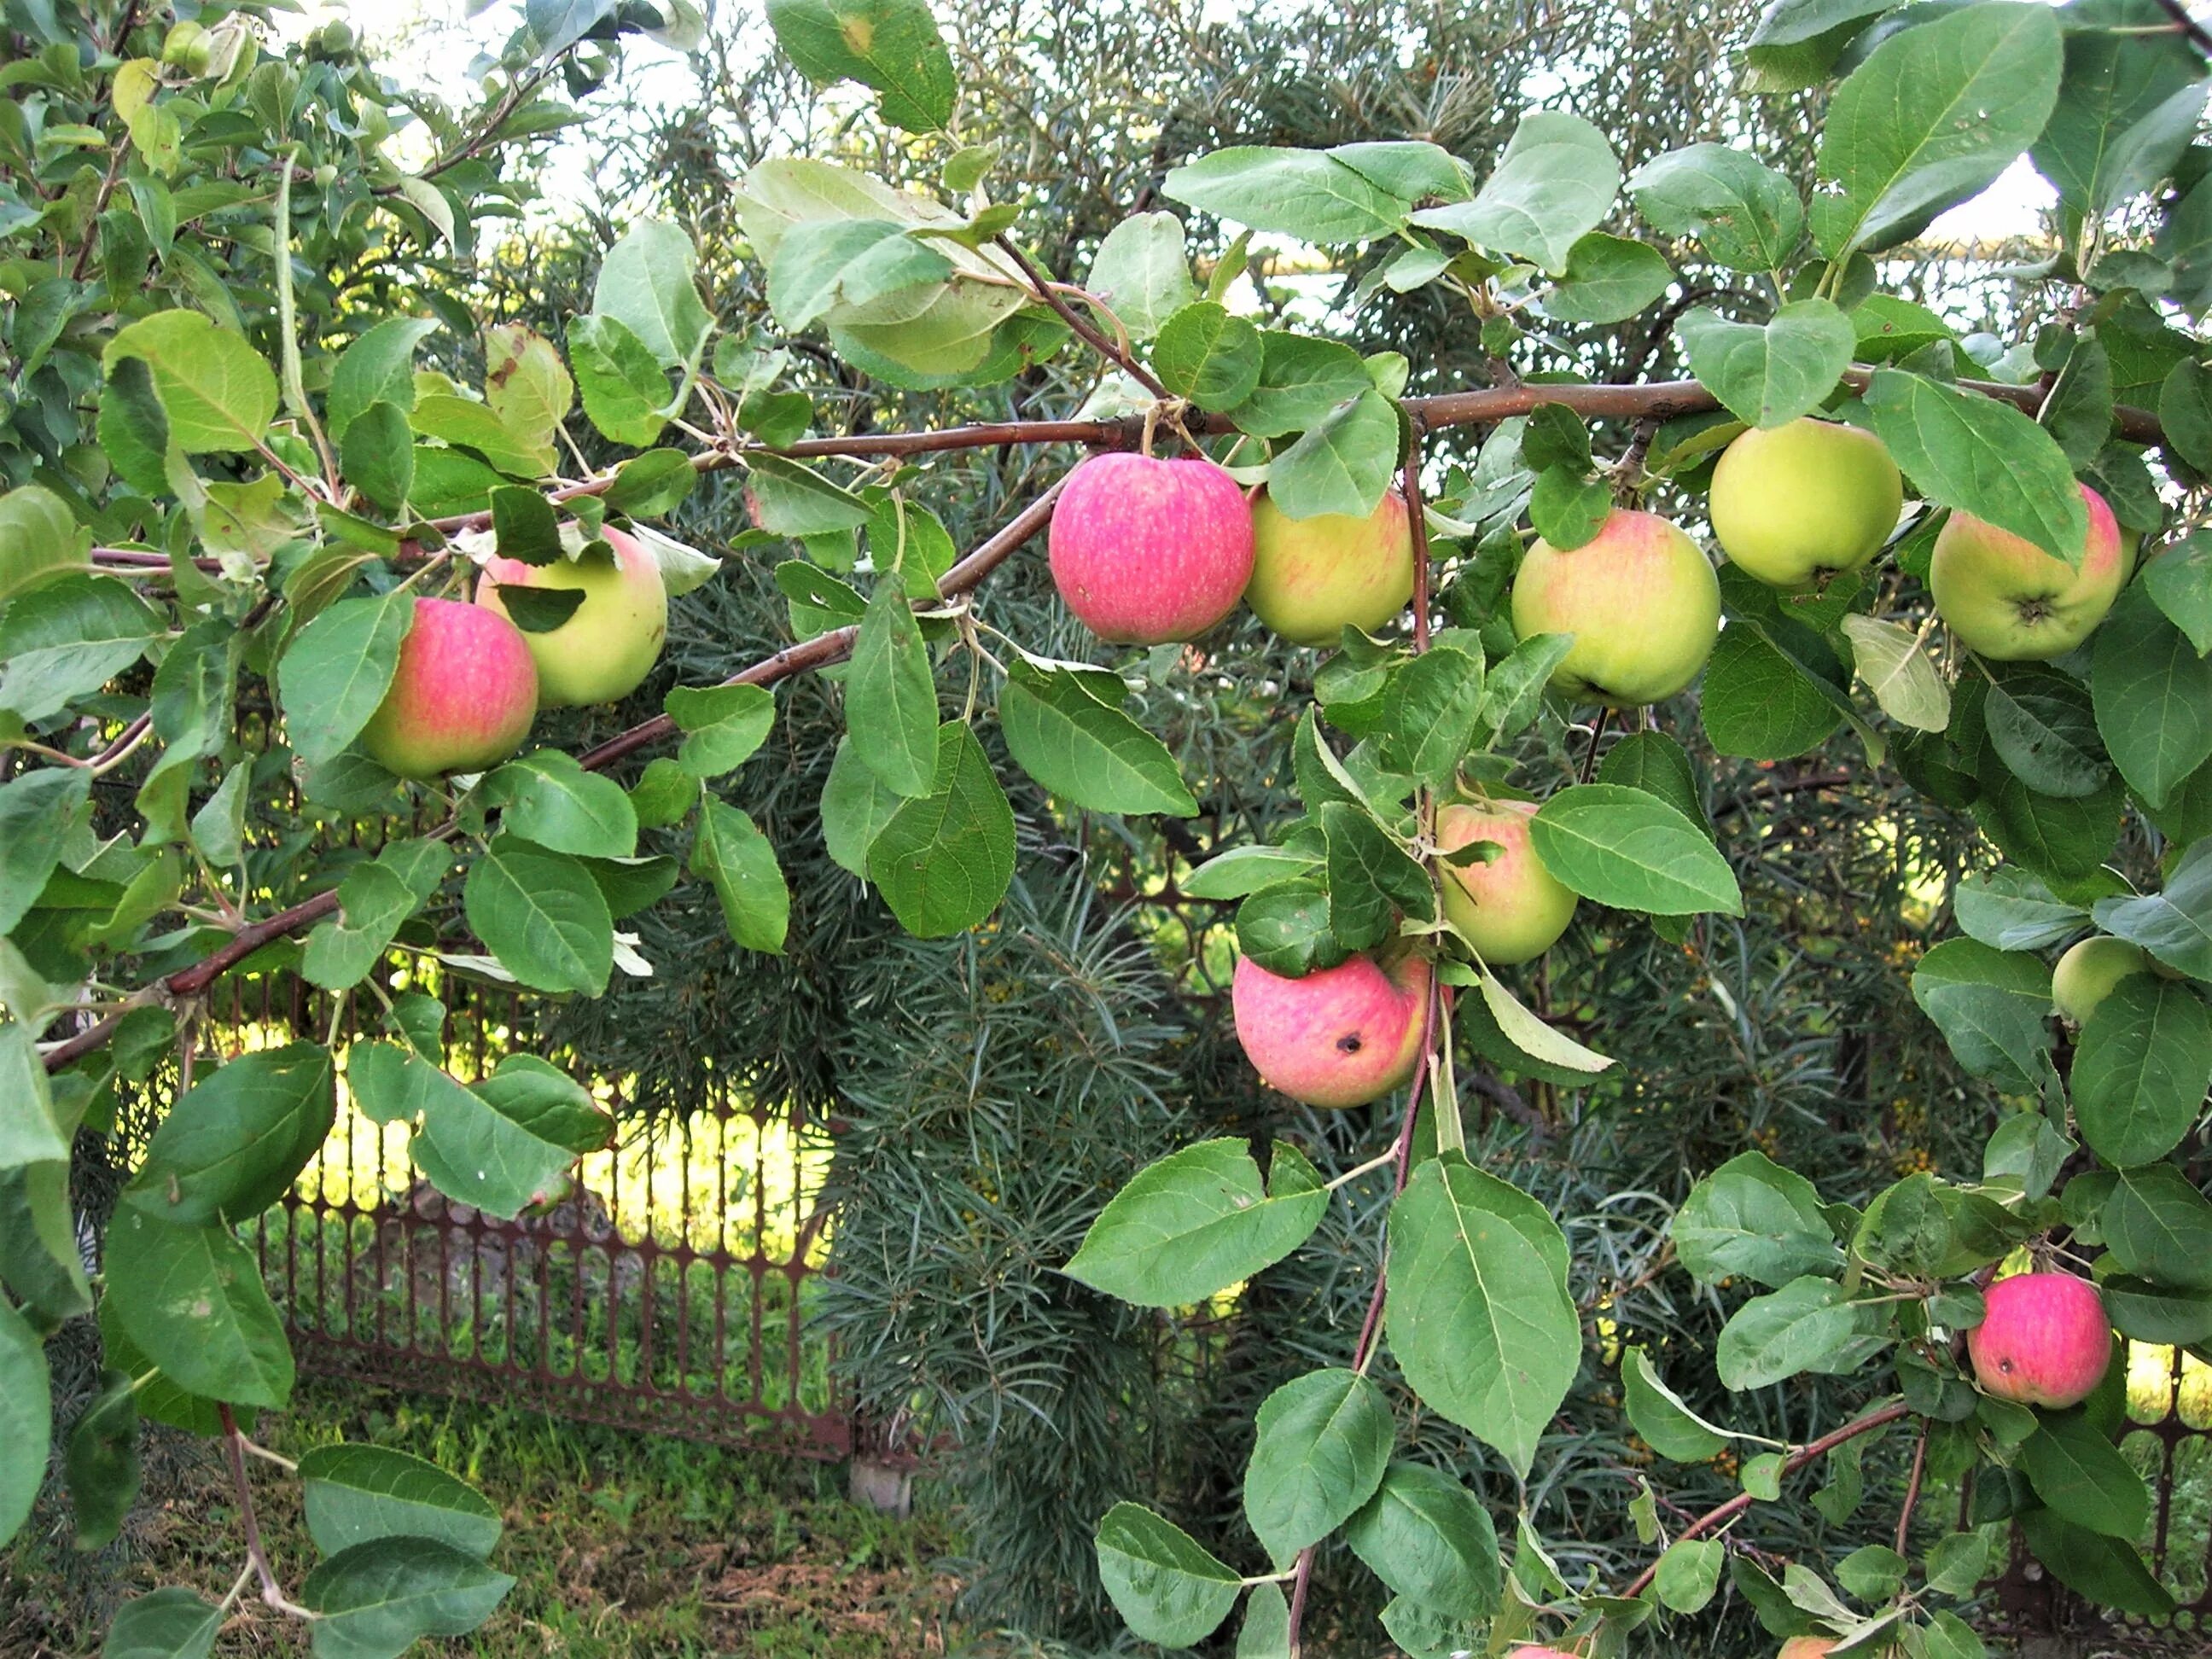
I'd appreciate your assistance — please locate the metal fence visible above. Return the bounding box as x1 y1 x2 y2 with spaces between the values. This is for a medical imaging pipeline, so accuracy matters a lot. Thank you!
206 967 850 1459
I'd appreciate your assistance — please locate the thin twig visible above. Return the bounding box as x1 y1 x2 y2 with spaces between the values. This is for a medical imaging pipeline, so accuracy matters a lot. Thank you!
218 1405 316 1621
1895 1420 1930 1555
992 235 1169 399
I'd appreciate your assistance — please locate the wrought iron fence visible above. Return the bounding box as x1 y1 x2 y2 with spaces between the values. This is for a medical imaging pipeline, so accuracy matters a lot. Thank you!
203 966 849 1459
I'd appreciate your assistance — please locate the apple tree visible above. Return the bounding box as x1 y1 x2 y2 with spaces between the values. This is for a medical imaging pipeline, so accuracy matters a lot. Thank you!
4 1 2212 1655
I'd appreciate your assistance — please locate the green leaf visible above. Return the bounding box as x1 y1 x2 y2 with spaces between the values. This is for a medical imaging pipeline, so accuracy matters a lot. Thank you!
301 839 451 991
124 1044 335 1225
605 450 697 517
1528 783 1743 917
2030 3 2206 216
1243 1368 1394 1567
2103 1161 2212 1290
998 666 1197 816
2022 1411 2151 1540
1953 866 2085 952
1063 1138 1326 1307
2019 1508 2175 1617
1544 233 1673 324
482 751 638 859
1841 614 1951 732
340 402 415 514
1527 464 1612 550
461 835 614 995
2094 838 2212 979
0 483 91 602
2101 1275 2212 1345
690 798 789 955
103 308 278 452
1151 301 1263 409
1715 1275 1865 1390
1653 1538 1726 1614
1911 936 2055 1091
1471 966 1615 1075
1163 147 1408 242
2073 976 2212 1168
1412 109 1620 275
764 0 957 131
1266 389 1400 521
1674 1150 1843 1288
2093 580 2212 808
1385 1154 1577 1476
0 573 160 722
847 576 939 797
1701 624 1846 761
1621 1348 1734 1462
0 766 91 935
1342 1462 1502 1619
767 218 953 331
1234 1583 1290 1659
1811 1 2064 257
591 218 714 369
1627 143 1804 272
328 317 441 439
1986 663 2109 799
568 313 671 446
1181 844 1322 901
1677 300 1854 428
2143 532 2212 655
100 1587 222 1659
665 683 777 779
300 1444 503 1559
820 734 903 876
277 591 414 769
67 1369 140 1551
97 356 170 497
0 1297 50 1546
0 1026 91 1324
1087 212 1196 342
103 1208 293 1409
411 393 554 478
1862 369 2087 562
1093 1503 1241 1648
300 1535 515 1659
1229 332 1374 439
1321 801 1433 946
865 724 1014 936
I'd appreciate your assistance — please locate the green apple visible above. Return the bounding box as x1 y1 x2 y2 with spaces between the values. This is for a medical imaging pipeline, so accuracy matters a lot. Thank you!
2051 934 2151 1025
1511 508 1720 706
1435 799 1578 965
475 524 669 707
1245 487 1416 644
1930 485 2127 661
1708 417 1902 589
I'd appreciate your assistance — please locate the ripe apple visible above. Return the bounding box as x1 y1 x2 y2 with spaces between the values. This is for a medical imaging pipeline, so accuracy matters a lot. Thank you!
1510 509 1720 706
1435 799 1578 965
359 597 539 779
1777 1640 1836 1659
1047 452 1254 643
2052 934 2152 1025
1930 485 2127 661
1967 1271 2112 1409
1245 486 1416 645
1231 952 1429 1109
1708 418 1902 590
475 525 669 707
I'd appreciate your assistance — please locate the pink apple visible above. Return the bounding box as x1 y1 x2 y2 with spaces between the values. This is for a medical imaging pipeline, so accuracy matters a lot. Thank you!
1435 799 1578 965
475 524 668 707
1231 952 1429 1109
1510 508 1720 706
1046 451 1254 643
359 597 539 779
1777 1641 1836 1659
1967 1272 2112 1409
1930 485 2127 661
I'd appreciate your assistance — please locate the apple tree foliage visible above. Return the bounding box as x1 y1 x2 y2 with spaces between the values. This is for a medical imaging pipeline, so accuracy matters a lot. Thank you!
4 0 2212 1653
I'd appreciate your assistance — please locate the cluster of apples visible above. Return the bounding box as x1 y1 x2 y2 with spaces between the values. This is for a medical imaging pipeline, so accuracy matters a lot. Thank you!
356 527 671 778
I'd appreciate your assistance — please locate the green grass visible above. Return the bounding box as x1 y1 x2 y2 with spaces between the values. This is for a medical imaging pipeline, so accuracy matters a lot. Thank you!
3 1378 957 1658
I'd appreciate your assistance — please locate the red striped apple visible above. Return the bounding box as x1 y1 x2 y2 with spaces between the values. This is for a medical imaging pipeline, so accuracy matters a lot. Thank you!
1930 485 2126 661
359 597 538 779
475 524 668 707
1435 798 1578 965
1968 1271 2111 1409
1231 952 1429 1109
1510 509 1720 706
1709 417 1902 590
1245 487 1415 645
1047 452 1253 643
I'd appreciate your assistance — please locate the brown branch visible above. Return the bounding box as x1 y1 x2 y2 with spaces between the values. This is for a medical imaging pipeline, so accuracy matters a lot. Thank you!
218 1404 313 1620
992 235 1170 399
1617 1400 1912 1601
1895 1419 1930 1555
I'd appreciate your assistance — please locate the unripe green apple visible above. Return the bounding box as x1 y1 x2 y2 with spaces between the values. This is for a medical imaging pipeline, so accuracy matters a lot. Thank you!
1930 485 2126 661
1245 487 1415 645
1968 1271 2112 1409
161 21 213 74
2051 934 2151 1025
1435 799 1578 965
1231 952 1429 1109
1047 452 1254 643
475 525 669 707
1510 509 1720 706
359 597 538 779
1708 418 1902 590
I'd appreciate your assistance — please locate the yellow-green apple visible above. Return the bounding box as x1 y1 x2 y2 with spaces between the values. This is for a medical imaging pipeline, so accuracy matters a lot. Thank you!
1967 1271 2112 1408
359 597 539 779
1930 485 2126 661
1511 509 1720 706
1777 1640 1836 1659
2052 934 2152 1025
1435 798 1578 965
474 525 668 707
1047 452 1253 643
1708 418 1902 590
1245 487 1416 644
1231 952 1429 1108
